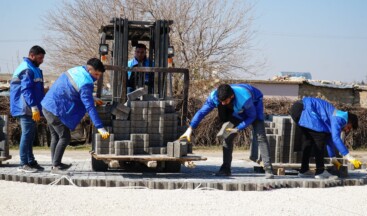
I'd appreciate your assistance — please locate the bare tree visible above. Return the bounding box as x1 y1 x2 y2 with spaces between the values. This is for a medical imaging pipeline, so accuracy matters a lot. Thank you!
43 0 261 79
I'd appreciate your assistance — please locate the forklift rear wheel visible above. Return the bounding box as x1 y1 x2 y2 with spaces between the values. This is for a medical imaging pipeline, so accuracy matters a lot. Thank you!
91 156 108 171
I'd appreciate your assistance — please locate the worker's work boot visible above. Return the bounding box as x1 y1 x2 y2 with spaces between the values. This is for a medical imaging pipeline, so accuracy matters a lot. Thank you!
298 170 314 178
215 166 231 176
315 170 338 180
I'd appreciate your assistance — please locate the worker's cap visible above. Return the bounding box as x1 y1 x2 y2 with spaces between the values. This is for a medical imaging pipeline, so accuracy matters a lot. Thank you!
87 58 105 73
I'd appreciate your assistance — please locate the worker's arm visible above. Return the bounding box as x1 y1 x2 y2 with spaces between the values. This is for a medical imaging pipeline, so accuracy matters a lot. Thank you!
189 97 216 129
236 99 257 131
79 84 104 129
20 69 37 107
330 117 349 156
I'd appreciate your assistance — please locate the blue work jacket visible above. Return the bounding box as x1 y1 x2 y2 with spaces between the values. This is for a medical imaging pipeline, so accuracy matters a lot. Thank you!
41 66 103 130
299 97 349 156
128 57 153 82
10 57 44 117
190 84 264 130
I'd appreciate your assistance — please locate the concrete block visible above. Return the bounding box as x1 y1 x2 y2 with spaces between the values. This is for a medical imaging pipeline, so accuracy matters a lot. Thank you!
148 107 164 115
164 113 178 121
127 87 148 101
131 134 149 143
148 120 161 128
148 127 161 134
142 94 159 101
111 108 129 120
167 142 174 157
130 114 147 121
114 133 130 140
131 120 148 128
216 122 234 139
115 141 128 149
165 105 175 113
112 120 130 128
160 147 167 154
115 148 127 156
115 103 131 113
148 101 165 108
149 140 164 147
130 107 148 115
134 148 149 154
113 126 130 134
131 127 148 133
174 140 188 157
130 101 148 108
148 114 161 121
96 147 109 154
131 140 144 148
149 147 161 154
149 134 164 142
96 106 112 114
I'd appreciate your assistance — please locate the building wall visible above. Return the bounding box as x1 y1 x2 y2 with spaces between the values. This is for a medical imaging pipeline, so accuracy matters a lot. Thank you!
250 83 299 99
358 90 367 108
299 83 357 105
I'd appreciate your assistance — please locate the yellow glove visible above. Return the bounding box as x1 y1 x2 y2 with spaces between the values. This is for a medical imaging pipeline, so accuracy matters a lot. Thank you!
345 153 362 169
225 128 239 134
179 127 192 142
330 157 342 170
94 97 104 106
98 128 110 139
31 107 40 122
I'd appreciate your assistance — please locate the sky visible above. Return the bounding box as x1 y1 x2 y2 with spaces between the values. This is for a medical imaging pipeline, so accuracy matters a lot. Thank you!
0 0 366 83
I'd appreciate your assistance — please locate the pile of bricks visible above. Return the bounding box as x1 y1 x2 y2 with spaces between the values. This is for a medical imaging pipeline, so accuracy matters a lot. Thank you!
0 115 9 158
94 88 185 157
265 115 302 163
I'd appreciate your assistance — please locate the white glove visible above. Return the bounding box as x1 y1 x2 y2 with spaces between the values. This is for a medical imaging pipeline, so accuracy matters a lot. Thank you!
180 127 193 142
344 153 362 169
98 128 110 139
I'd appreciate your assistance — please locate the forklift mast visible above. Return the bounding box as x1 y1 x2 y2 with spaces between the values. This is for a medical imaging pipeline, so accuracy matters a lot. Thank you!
97 18 189 126
98 19 174 102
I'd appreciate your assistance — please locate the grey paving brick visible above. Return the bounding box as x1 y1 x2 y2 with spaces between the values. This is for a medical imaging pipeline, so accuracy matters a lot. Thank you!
112 120 130 128
114 133 130 140
127 87 148 101
131 127 148 133
148 101 165 108
96 147 110 154
130 101 149 108
131 120 148 128
130 114 147 121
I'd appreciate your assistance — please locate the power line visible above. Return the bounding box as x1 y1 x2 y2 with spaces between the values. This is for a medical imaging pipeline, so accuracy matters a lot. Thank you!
0 39 43 43
258 31 367 40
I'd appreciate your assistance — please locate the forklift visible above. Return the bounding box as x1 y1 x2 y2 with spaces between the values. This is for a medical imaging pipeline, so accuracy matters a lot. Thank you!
90 18 206 172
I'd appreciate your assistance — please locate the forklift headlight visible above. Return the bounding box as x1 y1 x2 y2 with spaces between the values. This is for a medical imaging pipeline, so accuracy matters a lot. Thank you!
99 44 109 55
168 46 174 57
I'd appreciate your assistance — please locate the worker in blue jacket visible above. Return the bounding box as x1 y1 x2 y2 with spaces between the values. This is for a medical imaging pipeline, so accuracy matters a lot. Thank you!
127 44 153 93
41 58 110 175
289 97 361 179
180 84 274 178
10 45 46 173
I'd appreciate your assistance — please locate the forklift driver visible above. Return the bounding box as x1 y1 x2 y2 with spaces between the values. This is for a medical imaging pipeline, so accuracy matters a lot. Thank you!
127 44 154 93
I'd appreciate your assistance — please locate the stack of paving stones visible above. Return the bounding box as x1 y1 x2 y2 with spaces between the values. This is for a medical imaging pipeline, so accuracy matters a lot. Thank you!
94 87 184 157
0 115 9 158
265 115 302 163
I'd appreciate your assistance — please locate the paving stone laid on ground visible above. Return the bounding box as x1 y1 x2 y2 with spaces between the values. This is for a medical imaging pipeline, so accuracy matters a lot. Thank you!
1 157 366 191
